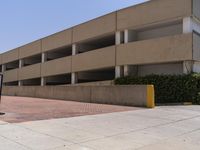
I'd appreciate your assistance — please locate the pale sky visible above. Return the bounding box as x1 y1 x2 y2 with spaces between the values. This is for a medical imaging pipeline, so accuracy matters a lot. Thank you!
0 0 148 53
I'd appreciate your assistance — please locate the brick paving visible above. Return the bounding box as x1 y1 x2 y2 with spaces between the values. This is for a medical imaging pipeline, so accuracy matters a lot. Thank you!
0 96 139 123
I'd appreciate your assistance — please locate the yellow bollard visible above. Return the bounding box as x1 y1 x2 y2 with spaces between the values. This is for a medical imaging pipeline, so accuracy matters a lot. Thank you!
147 85 155 108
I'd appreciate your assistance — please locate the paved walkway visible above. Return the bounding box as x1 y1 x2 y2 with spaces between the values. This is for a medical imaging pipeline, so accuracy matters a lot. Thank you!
0 96 138 123
0 105 200 150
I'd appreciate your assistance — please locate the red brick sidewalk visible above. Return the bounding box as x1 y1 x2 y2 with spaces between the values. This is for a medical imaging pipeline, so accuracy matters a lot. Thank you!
0 96 140 123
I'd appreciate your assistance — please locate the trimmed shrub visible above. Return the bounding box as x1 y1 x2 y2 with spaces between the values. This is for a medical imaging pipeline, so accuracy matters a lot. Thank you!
115 74 200 104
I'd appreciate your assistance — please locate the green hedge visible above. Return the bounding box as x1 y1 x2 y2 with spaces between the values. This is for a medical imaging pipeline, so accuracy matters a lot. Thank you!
115 74 200 104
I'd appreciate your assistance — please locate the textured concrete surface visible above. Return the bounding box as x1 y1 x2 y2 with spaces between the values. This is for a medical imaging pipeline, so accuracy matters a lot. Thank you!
0 96 137 123
3 85 151 107
0 105 200 150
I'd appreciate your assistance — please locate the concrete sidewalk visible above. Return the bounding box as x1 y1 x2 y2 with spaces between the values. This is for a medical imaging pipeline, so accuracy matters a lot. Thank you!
0 105 200 150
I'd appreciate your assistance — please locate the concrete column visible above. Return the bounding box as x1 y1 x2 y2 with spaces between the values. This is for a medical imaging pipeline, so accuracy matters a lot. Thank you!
41 53 47 86
124 29 137 43
18 81 23 86
41 77 46 86
71 73 78 84
193 61 200 73
115 66 123 78
124 65 129 77
71 44 78 84
19 59 24 68
1 65 5 72
183 17 193 33
42 53 47 63
183 17 200 34
72 44 78 55
18 59 23 86
183 61 193 74
124 30 138 76
115 31 124 78
183 17 200 74
115 31 124 45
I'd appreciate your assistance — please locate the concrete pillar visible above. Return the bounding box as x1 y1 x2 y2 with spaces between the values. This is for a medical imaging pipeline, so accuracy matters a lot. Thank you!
124 30 138 76
183 17 200 74
71 73 78 84
115 31 124 78
124 65 129 77
18 81 23 86
71 44 78 84
1 65 5 72
124 29 137 43
183 17 200 34
41 77 46 86
41 53 47 86
183 17 193 33
115 66 124 78
72 44 78 55
115 31 124 45
193 61 200 73
42 53 47 63
19 59 24 68
183 61 193 74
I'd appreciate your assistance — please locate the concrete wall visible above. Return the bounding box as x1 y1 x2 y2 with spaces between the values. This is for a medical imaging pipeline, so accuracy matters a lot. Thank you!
41 56 72 77
117 0 192 30
116 33 193 66
2 85 155 108
193 0 200 20
138 62 183 76
42 29 72 52
72 46 116 72
19 40 42 59
137 23 182 41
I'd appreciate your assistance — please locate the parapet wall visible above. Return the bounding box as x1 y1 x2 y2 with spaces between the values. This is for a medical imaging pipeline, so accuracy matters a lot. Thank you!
2 85 155 108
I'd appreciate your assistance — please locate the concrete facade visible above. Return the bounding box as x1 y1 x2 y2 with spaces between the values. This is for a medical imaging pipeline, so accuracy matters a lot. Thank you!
1 0 200 86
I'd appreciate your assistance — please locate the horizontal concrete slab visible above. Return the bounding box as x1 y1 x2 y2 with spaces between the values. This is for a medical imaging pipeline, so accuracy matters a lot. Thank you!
18 64 41 80
41 56 72 77
3 69 18 83
117 0 192 30
2 49 19 64
73 13 116 43
116 33 193 66
42 29 72 52
72 46 116 72
19 40 42 59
